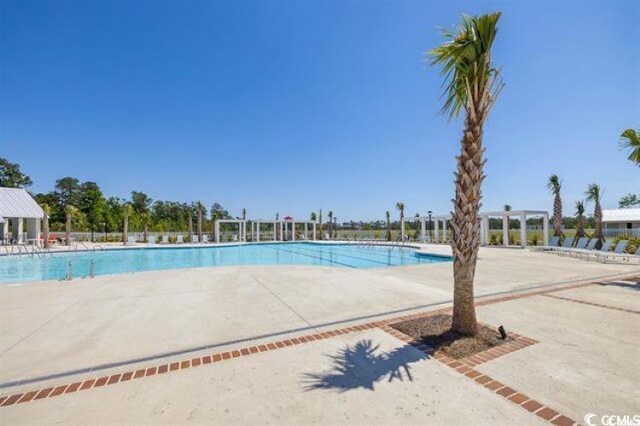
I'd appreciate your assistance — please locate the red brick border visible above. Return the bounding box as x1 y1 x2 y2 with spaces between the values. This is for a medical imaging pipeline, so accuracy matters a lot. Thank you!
381 323 577 425
541 294 640 315
0 274 634 411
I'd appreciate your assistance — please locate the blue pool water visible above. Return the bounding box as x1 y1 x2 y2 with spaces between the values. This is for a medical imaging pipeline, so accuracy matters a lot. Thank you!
0 243 450 284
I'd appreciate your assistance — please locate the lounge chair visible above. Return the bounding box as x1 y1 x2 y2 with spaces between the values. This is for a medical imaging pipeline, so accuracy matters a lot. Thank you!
147 235 156 244
231 234 239 242
176 235 184 244
565 238 598 257
530 236 560 252
602 245 640 264
191 235 198 243
596 240 629 263
203 235 209 243
576 239 613 260
557 237 589 256
161 235 170 244
126 236 136 246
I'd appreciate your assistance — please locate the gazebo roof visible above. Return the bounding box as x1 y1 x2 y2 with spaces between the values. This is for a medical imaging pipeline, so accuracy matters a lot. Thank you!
0 187 44 219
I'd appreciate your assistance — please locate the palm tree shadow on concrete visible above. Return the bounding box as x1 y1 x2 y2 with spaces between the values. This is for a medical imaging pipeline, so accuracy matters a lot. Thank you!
301 340 428 393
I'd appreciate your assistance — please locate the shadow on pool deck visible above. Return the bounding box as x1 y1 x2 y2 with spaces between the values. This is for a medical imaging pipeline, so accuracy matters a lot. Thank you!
301 340 429 392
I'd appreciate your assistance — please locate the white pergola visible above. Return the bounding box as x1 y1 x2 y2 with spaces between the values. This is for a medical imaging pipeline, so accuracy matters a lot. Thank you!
405 215 450 243
251 219 317 242
214 219 247 243
479 210 549 248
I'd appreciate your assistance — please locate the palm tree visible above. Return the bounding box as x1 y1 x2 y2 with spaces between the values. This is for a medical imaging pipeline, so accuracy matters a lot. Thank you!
317 209 323 241
396 202 405 240
546 174 563 237
585 184 604 246
430 12 503 336
197 201 204 242
619 128 640 166
242 208 247 220
385 211 391 241
122 203 132 245
575 201 586 239
503 204 511 211
64 205 77 246
41 204 50 249
188 208 194 242
328 211 334 239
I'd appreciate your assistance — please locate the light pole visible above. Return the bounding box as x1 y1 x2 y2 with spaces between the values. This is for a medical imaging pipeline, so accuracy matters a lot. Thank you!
428 210 432 242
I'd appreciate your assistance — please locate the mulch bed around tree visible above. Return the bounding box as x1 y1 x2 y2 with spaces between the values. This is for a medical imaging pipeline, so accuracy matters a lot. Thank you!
390 314 510 359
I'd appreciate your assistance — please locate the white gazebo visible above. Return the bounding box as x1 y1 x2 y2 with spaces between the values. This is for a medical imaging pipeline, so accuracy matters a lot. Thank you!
252 220 279 242
479 210 549 248
251 217 317 242
214 219 247 243
0 187 44 245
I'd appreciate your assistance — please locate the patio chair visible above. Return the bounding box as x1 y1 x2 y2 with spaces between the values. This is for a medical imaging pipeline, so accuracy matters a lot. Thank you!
576 239 613 260
147 235 156 244
557 237 589 256
191 235 199 243
566 238 598 257
126 236 136 246
161 235 170 244
203 235 209 243
530 235 560 252
596 240 629 263
176 235 184 244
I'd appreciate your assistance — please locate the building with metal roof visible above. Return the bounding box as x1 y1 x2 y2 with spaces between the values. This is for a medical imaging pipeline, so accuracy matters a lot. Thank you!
602 208 640 237
0 187 44 244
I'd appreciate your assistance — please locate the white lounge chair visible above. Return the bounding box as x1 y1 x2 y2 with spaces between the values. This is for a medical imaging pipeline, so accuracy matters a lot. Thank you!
176 235 184 244
126 236 136 246
161 235 170 244
147 235 156 244
203 235 209 243
191 235 198 243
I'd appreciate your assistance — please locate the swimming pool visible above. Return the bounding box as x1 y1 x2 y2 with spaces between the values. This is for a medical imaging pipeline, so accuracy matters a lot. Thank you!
0 243 450 284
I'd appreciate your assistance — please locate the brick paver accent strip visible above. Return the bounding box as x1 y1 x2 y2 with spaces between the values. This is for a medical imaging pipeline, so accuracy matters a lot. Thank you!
1 273 633 414
541 294 640 315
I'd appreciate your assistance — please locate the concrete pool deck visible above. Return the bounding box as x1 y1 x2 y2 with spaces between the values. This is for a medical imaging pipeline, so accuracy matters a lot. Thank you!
0 245 638 423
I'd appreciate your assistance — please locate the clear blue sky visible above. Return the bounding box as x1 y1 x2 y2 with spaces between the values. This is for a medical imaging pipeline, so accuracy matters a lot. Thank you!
1 0 638 221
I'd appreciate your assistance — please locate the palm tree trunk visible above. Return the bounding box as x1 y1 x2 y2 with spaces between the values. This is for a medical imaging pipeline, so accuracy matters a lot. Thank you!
594 202 603 244
43 211 50 249
123 212 128 245
197 208 203 242
576 216 585 239
552 195 562 237
65 214 72 246
188 213 193 242
450 117 484 337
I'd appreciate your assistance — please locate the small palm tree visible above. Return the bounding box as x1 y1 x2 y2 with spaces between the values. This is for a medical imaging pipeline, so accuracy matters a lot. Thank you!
317 209 322 241
546 174 563 237
328 211 334 239
196 201 204 242
619 128 640 166
385 211 391 241
430 11 503 336
188 208 194 242
503 204 511 211
242 208 247 220
585 184 604 246
41 204 50 248
64 205 77 246
122 203 133 245
575 201 586 239
396 202 405 240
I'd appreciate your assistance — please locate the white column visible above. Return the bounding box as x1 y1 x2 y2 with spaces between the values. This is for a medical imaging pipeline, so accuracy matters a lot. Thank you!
215 221 220 243
443 218 448 241
434 219 440 242
27 218 40 245
292 223 296 241
502 215 509 246
421 219 426 242
279 222 283 242
257 222 261 242
401 220 405 241
520 213 527 248
304 222 308 239
273 223 277 241
313 223 316 240
542 213 549 246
